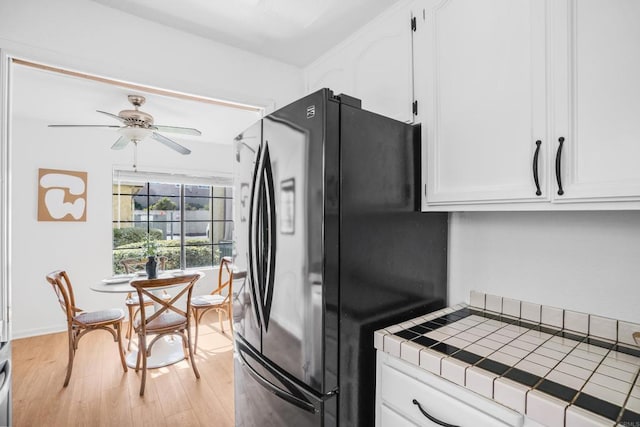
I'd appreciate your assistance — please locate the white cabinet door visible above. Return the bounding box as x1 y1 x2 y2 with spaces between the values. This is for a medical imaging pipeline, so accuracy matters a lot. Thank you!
418 0 547 205
551 0 640 202
306 4 415 123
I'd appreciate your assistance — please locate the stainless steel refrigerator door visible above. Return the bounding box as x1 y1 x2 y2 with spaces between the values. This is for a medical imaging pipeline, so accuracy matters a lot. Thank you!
234 337 328 427
235 89 340 399
233 121 263 352
257 90 338 395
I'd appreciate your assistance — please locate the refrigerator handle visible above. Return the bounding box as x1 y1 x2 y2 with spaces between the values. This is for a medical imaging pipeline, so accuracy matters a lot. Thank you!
237 346 318 414
249 141 277 332
261 141 277 331
247 144 263 329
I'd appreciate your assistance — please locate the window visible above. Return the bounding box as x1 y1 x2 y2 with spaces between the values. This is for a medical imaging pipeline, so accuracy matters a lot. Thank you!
112 178 233 274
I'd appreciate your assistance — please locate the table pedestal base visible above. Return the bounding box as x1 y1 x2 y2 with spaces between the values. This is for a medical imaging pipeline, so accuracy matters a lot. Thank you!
126 334 186 369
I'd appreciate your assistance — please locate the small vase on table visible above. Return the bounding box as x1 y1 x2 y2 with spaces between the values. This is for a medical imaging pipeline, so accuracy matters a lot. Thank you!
145 256 158 279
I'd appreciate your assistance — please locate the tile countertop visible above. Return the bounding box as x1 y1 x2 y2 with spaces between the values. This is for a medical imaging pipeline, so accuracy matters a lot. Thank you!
374 292 640 427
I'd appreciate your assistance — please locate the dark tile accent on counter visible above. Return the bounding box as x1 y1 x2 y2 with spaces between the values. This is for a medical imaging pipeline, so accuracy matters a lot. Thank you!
614 344 640 359
408 325 433 334
619 409 640 424
427 310 473 327
535 379 578 402
431 342 460 356
476 358 511 375
429 317 448 326
419 321 446 330
451 350 483 365
394 329 421 341
573 393 622 421
503 367 542 388
451 307 474 318
481 312 502 321
514 320 539 330
442 313 463 322
557 331 586 342
466 309 524 325
433 316 461 327
414 336 438 348
584 337 615 350
537 325 562 336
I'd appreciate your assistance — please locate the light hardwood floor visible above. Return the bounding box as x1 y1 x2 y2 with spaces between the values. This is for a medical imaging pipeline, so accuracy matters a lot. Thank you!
12 317 235 427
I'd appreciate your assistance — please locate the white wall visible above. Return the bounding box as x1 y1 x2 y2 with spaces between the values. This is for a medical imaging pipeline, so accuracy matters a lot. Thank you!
448 211 640 323
1 0 305 338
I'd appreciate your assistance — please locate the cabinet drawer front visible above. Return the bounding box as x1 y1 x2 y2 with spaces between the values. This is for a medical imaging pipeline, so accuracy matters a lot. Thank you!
380 404 419 427
379 362 517 427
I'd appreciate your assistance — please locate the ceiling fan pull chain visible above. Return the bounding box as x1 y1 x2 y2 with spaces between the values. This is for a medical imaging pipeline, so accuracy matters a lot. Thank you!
133 141 138 172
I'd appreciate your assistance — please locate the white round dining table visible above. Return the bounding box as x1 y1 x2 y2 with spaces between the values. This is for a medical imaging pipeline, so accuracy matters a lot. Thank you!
91 272 201 369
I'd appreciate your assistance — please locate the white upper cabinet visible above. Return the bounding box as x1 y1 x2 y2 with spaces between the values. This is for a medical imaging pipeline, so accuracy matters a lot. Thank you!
418 0 640 210
417 0 547 206
550 0 640 203
306 3 416 123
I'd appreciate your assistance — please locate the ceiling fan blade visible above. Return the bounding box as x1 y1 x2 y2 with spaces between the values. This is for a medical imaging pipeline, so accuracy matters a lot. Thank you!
111 136 130 150
48 124 121 128
97 110 127 123
151 125 202 136
151 132 191 155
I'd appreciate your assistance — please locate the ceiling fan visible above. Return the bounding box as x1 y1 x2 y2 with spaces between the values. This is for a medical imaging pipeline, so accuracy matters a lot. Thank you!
48 94 201 155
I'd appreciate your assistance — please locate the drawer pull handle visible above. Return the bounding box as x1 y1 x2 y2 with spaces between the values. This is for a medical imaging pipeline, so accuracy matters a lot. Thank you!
412 399 460 427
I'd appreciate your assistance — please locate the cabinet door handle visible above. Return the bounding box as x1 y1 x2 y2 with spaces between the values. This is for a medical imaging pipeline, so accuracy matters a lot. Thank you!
555 137 565 196
533 140 542 196
412 399 460 427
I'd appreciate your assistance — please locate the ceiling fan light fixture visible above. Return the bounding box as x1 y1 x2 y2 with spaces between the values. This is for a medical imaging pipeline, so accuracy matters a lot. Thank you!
118 126 152 142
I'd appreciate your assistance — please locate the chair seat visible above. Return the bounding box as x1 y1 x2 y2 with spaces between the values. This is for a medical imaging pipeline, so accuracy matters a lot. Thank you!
125 294 154 306
135 312 186 331
191 294 226 307
74 308 124 325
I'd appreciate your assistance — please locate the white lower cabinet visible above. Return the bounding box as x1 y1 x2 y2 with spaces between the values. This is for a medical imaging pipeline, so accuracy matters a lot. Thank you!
376 351 524 427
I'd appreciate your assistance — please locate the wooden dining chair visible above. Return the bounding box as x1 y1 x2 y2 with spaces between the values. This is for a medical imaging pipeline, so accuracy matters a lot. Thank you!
191 256 234 352
121 256 167 350
130 272 202 396
45 270 128 387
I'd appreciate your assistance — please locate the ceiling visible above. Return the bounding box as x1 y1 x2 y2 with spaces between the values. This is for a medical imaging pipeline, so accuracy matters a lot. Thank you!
90 0 400 67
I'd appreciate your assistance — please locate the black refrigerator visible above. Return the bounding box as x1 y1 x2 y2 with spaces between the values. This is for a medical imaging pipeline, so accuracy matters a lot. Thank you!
232 89 447 426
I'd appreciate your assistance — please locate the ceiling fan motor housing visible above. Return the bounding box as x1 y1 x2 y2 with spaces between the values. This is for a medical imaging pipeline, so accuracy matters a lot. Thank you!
118 109 154 127
119 95 154 127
